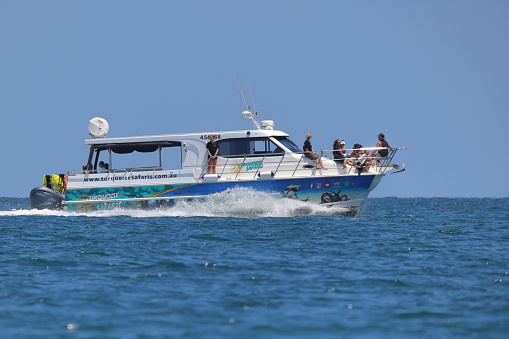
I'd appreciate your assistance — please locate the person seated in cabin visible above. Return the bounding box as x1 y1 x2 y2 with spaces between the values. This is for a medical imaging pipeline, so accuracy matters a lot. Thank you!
344 144 372 174
303 133 327 170
82 163 93 174
98 161 109 173
332 139 347 164
371 133 392 159
206 135 219 174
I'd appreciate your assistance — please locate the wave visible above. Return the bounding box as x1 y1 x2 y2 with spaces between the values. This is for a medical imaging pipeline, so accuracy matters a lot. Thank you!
0 188 351 218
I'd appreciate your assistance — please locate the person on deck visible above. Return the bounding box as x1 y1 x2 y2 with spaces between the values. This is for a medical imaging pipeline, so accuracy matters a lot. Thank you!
371 133 392 158
206 135 219 174
344 144 371 173
81 163 93 174
332 139 346 164
303 133 327 170
98 161 109 173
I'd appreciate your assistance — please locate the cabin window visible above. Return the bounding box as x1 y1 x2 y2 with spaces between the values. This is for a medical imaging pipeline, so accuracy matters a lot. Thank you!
215 137 281 157
273 136 301 153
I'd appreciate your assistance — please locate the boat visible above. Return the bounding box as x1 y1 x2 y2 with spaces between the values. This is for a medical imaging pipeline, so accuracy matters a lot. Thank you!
29 109 405 215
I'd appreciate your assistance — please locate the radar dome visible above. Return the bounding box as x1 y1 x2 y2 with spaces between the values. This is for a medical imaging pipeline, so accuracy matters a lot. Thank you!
260 120 274 130
88 117 109 138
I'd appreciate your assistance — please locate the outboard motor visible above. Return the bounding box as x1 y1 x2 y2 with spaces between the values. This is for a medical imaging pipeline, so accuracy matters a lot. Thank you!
29 186 64 210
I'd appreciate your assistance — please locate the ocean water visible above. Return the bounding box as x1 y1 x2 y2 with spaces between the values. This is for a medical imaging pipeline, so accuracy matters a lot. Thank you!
1 192 508 338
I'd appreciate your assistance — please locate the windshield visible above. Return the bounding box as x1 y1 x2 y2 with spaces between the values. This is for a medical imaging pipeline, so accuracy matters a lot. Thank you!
274 136 301 153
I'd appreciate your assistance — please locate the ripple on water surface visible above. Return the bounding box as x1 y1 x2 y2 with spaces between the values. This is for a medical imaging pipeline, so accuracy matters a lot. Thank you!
0 197 508 338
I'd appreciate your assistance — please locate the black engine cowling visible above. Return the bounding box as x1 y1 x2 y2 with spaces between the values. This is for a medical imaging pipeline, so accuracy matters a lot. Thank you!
29 187 64 210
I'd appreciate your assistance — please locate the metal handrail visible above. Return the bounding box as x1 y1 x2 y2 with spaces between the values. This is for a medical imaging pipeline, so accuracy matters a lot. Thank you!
321 147 406 175
197 147 405 180
72 147 404 180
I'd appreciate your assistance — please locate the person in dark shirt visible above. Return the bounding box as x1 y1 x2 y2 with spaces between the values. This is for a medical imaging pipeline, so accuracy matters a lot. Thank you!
332 139 346 164
303 133 326 170
206 135 219 174
371 133 392 158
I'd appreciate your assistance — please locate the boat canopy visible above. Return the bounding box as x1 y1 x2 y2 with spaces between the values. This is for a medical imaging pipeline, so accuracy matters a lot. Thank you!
90 141 181 154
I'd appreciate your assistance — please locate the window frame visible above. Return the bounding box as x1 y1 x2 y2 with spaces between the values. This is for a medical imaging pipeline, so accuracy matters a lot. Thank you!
215 137 284 158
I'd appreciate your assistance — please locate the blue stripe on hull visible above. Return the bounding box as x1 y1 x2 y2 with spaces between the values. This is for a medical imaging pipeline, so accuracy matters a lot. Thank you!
65 175 377 212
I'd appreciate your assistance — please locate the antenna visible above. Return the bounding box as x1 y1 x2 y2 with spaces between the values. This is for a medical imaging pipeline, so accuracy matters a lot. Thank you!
233 72 261 129
232 72 249 109
245 74 257 114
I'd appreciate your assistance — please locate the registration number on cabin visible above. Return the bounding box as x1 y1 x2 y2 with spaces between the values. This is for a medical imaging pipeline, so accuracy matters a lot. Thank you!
200 134 221 140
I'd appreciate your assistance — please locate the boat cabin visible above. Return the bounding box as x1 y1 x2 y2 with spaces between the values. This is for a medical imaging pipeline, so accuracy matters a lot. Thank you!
83 128 303 178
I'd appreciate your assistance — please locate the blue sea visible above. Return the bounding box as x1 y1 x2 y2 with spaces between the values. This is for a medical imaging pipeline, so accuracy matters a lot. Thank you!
1 192 508 338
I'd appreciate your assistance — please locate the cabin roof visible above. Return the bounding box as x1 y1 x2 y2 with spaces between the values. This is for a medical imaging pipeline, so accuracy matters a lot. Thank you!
85 129 290 146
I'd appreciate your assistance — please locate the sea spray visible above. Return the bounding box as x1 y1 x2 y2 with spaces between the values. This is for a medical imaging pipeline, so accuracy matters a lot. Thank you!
0 188 351 218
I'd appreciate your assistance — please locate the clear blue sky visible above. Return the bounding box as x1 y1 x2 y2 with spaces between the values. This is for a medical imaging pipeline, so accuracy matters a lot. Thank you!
1 1 508 198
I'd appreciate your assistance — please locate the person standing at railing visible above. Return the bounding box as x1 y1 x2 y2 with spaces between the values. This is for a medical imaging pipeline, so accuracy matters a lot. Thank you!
371 133 392 158
206 135 219 174
303 133 327 170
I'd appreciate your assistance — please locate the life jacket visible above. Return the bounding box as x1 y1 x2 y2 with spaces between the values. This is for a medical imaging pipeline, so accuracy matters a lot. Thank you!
43 175 52 188
50 174 65 193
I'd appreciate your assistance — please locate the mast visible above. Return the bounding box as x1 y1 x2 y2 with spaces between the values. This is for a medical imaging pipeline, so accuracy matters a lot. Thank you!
241 106 261 129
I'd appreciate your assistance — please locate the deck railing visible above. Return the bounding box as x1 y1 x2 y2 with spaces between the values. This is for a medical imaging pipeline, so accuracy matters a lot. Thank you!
68 147 405 181
319 147 406 175
201 147 405 180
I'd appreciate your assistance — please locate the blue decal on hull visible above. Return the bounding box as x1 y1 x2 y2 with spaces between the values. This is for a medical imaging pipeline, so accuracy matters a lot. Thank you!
65 175 377 212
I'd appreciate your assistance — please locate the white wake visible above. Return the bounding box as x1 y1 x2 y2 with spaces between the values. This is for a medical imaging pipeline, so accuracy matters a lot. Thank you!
1 188 352 218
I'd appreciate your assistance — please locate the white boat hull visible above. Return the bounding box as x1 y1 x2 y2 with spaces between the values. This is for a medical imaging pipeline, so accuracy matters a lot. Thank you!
63 172 382 215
